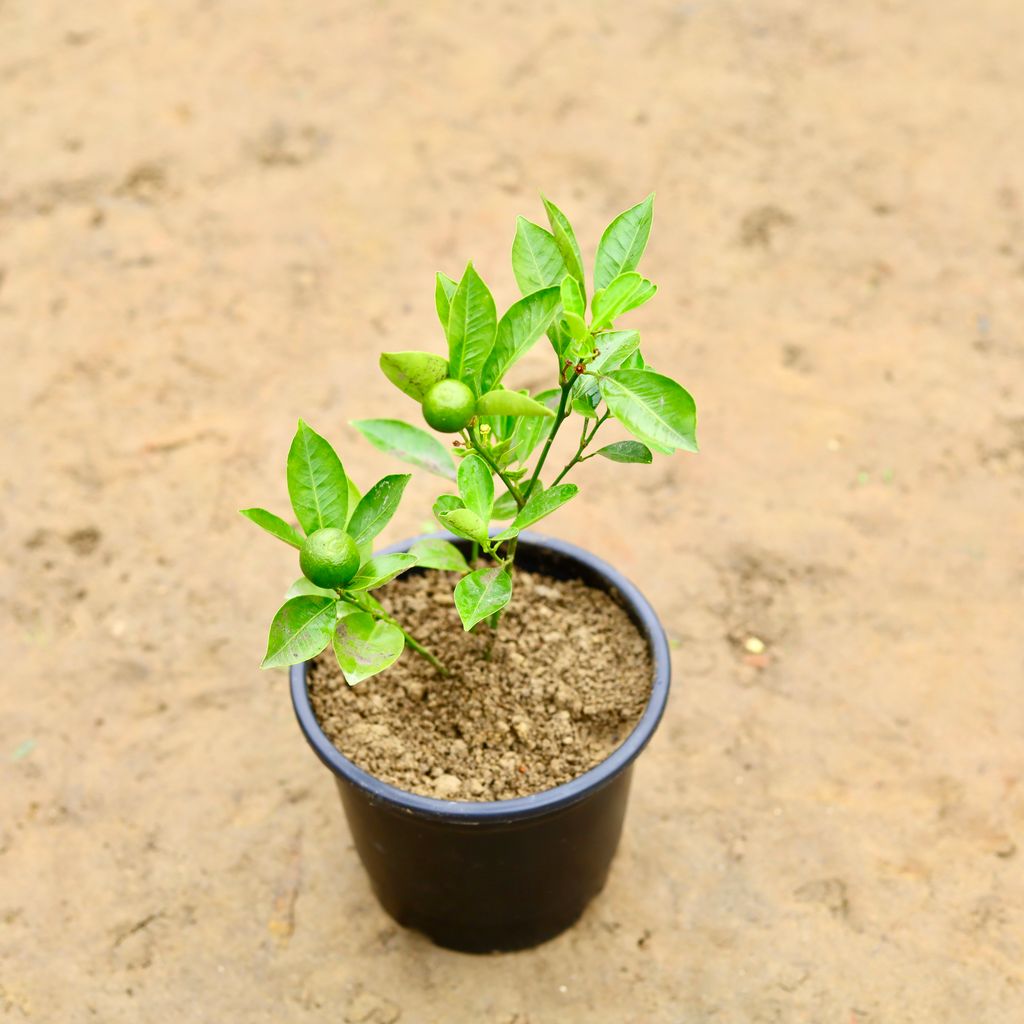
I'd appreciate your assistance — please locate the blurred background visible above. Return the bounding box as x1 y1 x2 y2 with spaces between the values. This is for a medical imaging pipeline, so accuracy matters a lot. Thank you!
2 1 1022 1020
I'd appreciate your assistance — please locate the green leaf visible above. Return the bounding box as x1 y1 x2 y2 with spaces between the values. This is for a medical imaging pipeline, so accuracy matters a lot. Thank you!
547 321 573 360
512 483 579 529
346 474 411 548
572 391 600 418
542 197 585 302
447 262 497 393
352 419 457 480
435 272 458 335
562 312 590 344
600 369 698 453
347 553 419 591
594 194 654 292
590 273 657 331
335 599 364 619
454 567 512 630
560 275 584 318
491 490 519 520
481 286 561 390
476 390 556 419
286 420 348 535
505 389 559 464
333 612 405 685
240 508 304 549
344 477 362 527
457 453 494 522
438 507 490 546
432 493 464 522
589 330 641 372
621 348 647 370
511 217 567 295
379 351 449 402
261 595 337 669
595 440 653 464
407 538 471 573
572 329 641 409
491 526 519 543
285 576 339 600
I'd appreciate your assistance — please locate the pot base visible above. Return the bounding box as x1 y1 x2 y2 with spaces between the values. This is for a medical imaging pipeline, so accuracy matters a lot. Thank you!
336 767 633 953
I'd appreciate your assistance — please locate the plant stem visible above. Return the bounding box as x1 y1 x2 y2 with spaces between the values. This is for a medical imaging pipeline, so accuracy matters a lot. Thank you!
550 409 611 486
523 372 578 503
468 427 525 509
349 593 449 676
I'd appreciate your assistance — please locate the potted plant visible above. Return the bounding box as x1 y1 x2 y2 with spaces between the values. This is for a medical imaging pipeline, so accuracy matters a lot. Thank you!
241 194 697 952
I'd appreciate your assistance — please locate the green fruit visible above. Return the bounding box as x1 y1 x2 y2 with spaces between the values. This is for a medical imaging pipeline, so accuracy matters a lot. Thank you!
422 378 475 433
299 528 360 589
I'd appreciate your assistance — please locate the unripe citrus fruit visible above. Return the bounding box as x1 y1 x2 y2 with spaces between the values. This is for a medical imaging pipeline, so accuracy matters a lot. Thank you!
422 378 475 433
299 528 360 589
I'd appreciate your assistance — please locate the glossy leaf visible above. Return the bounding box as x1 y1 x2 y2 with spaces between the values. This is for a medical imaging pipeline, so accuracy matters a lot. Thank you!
407 538 470 573
435 272 458 334
352 419 457 480
590 272 657 330
572 329 640 408
240 508 304 549
432 493 464 522
481 286 561 390
261 595 337 669
457 453 494 522
285 577 339 601
543 196 585 301
572 390 600 418
347 553 419 591
333 612 405 685
438 507 490 546
447 262 497 392
346 474 411 548
589 330 641 372
491 490 520 520
560 275 584 318
491 525 520 543
476 390 555 418
594 194 654 292
600 369 698 453
562 312 590 344
595 440 653 464
512 483 579 529
286 420 348 535
344 477 362 527
454 567 512 630
505 389 559 464
511 217 567 295
379 351 449 402
547 321 573 360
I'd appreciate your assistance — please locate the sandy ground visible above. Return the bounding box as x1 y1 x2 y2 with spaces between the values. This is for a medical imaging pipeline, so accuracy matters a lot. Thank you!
2 1 1023 1020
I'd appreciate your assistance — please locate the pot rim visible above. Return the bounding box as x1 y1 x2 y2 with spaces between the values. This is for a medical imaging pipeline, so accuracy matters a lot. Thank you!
289 530 671 823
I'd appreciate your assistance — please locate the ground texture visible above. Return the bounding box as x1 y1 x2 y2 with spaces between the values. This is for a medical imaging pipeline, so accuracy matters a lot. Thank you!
1 1 1022 1021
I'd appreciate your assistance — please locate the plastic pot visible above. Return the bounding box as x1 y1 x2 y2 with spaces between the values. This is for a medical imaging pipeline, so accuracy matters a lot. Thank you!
289 532 671 952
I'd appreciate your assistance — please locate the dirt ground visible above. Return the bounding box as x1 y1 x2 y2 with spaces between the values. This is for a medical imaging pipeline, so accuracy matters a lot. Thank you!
2 1 1023 1021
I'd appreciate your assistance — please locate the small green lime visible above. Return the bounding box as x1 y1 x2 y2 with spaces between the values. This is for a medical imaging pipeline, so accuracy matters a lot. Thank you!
422 378 476 433
299 528 360 589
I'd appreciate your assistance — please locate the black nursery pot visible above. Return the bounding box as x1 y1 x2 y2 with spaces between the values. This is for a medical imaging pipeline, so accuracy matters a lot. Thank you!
289 532 671 953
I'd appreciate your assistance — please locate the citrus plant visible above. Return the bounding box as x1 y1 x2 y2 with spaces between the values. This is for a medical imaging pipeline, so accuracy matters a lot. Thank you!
354 194 697 632
244 194 697 684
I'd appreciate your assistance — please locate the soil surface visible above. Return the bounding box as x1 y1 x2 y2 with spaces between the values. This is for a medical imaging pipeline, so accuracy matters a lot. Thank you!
308 568 652 800
3 2 1023 1022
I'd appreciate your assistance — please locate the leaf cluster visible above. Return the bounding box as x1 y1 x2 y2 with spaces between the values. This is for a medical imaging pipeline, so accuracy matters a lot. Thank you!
243 194 698 683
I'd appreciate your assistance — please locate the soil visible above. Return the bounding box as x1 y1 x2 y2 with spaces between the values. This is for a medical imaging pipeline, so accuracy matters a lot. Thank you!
4 2 1023 1022
307 568 653 800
